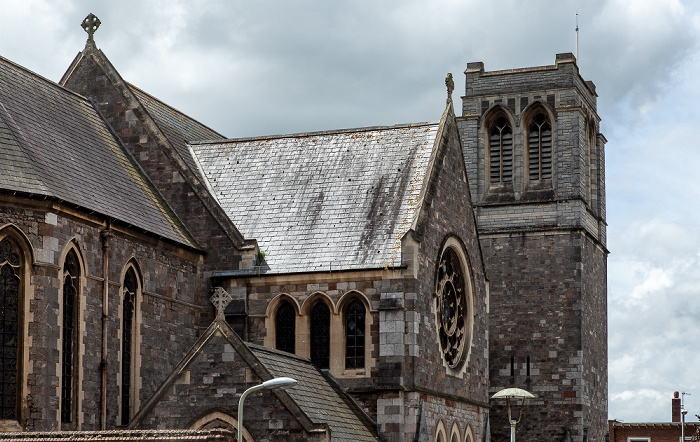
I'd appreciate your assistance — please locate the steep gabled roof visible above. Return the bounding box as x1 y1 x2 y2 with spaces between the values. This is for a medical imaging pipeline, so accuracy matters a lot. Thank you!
60 44 250 250
129 84 224 180
0 56 198 248
251 345 382 441
131 315 382 441
190 123 438 274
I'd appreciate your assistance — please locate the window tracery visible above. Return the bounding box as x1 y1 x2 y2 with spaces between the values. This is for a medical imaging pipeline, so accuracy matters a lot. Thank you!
121 267 137 426
489 114 513 183
0 239 19 420
527 111 552 181
436 248 468 368
61 249 80 424
344 300 365 369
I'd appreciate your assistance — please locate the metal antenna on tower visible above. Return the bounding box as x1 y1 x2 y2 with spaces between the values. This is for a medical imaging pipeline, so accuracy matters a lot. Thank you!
575 11 579 61
682 391 691 409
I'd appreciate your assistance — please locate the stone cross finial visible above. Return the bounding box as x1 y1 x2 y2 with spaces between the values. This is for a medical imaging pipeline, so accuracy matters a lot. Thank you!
211 287 233 318
81 13 101 42
445 73 454 105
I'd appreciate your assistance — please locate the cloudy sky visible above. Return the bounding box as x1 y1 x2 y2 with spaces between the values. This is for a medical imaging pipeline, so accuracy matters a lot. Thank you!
2 0 699 424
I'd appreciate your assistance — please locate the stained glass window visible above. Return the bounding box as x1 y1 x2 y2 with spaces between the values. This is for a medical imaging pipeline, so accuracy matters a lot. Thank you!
121 268 137 426
61 250 79 424
436 248 467 368
275 300 295 354
310 301 330 369
0 239 20 420
345 300 365 369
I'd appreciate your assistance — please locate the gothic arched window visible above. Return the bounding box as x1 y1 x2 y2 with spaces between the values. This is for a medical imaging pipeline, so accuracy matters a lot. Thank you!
310 301 330 369
527 111 552 181
275 300 295 354
0 239 20 420
121 267 138 426
344 300 365 369
61 249 80 424
489 114 513 184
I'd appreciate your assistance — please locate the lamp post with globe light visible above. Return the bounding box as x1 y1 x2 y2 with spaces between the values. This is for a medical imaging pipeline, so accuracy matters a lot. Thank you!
491 387 535 442
237 377 297 442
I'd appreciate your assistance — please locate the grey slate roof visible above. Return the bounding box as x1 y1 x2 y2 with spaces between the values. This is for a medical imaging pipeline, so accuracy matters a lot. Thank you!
130 85 224 180
191 124 439 273
0 56 197 249
250 344 382 442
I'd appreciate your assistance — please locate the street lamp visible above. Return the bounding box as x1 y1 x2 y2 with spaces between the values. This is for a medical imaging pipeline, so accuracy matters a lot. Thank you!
491 387 535 442
237 377 297 442
682 409 688 442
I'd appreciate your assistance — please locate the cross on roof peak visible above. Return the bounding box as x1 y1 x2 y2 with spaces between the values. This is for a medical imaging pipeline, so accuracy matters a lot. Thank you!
211 287 233 318
81 13 101 43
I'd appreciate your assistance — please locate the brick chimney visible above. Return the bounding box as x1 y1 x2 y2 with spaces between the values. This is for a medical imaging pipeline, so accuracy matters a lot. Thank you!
672 391 681 422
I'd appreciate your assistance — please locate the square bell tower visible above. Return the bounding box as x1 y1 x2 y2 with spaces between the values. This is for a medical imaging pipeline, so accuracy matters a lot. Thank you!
457 53 608 442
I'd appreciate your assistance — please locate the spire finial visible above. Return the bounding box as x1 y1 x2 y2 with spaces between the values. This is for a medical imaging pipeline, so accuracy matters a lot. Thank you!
81 13 101 44
211 287 233 319
445 73 454 105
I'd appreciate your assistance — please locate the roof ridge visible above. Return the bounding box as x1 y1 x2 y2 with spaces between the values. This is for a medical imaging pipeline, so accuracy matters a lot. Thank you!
128 82 226 138
0 55 94 105
190 121 438 145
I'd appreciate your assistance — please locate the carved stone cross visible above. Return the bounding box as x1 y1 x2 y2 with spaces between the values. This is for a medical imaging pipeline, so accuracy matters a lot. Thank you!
81 13 101 42
211 287 233 318
445 73 454 104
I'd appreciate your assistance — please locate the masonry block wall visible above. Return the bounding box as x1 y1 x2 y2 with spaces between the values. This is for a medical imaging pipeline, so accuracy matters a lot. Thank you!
458 53 608 442
221 109 490 442
61 49 249 278
0 200 207 431
139 334 318 441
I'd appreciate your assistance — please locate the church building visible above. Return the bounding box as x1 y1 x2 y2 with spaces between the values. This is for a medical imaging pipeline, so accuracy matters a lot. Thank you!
0 14 607 442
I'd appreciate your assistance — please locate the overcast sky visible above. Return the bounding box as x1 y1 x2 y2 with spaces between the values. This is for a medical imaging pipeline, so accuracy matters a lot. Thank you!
2 0 699 424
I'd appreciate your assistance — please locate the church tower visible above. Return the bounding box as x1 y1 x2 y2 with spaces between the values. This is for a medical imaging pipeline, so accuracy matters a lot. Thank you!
457 53 608 442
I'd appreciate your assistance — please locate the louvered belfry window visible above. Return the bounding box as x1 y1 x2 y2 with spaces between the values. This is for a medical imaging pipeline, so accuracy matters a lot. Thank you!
489 115 513 183
344 300 365 369
0 239 19 420
61 250 79 424
528 112 552 180
121 268 137 426
310 301 330 369
275 300 295 354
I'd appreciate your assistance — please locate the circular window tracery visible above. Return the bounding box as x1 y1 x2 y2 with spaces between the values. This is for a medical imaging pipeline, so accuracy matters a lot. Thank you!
436 247 468 368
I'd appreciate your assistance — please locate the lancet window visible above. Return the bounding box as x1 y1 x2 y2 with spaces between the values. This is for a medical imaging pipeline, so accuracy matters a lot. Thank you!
489 114 513 183
344 300 365 369
310 301 330 369
527 111 552 180
61 249 80 424
0 239 20 420
275 300 295 354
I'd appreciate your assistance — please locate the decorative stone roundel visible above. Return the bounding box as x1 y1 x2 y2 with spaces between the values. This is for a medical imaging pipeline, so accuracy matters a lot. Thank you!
435 247 467 368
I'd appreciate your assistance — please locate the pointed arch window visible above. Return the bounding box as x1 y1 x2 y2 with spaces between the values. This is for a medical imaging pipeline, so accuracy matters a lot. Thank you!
61 249 80 424
344 300 365 369
121 267 137 426
527 111 552 180
310 301 330 369
275 300 295 354
0 239 20 420
489 115 513 183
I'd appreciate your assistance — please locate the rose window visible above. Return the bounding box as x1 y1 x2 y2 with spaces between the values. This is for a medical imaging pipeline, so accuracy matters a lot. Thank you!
436 248 467 368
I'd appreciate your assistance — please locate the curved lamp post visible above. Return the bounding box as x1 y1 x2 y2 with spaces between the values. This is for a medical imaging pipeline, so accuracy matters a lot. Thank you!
491 387 535 442
237 377 297 442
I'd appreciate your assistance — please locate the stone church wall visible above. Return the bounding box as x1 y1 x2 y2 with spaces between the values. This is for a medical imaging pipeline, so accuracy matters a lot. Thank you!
0 201 207 431
140 334 315 441
62 54 246 275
